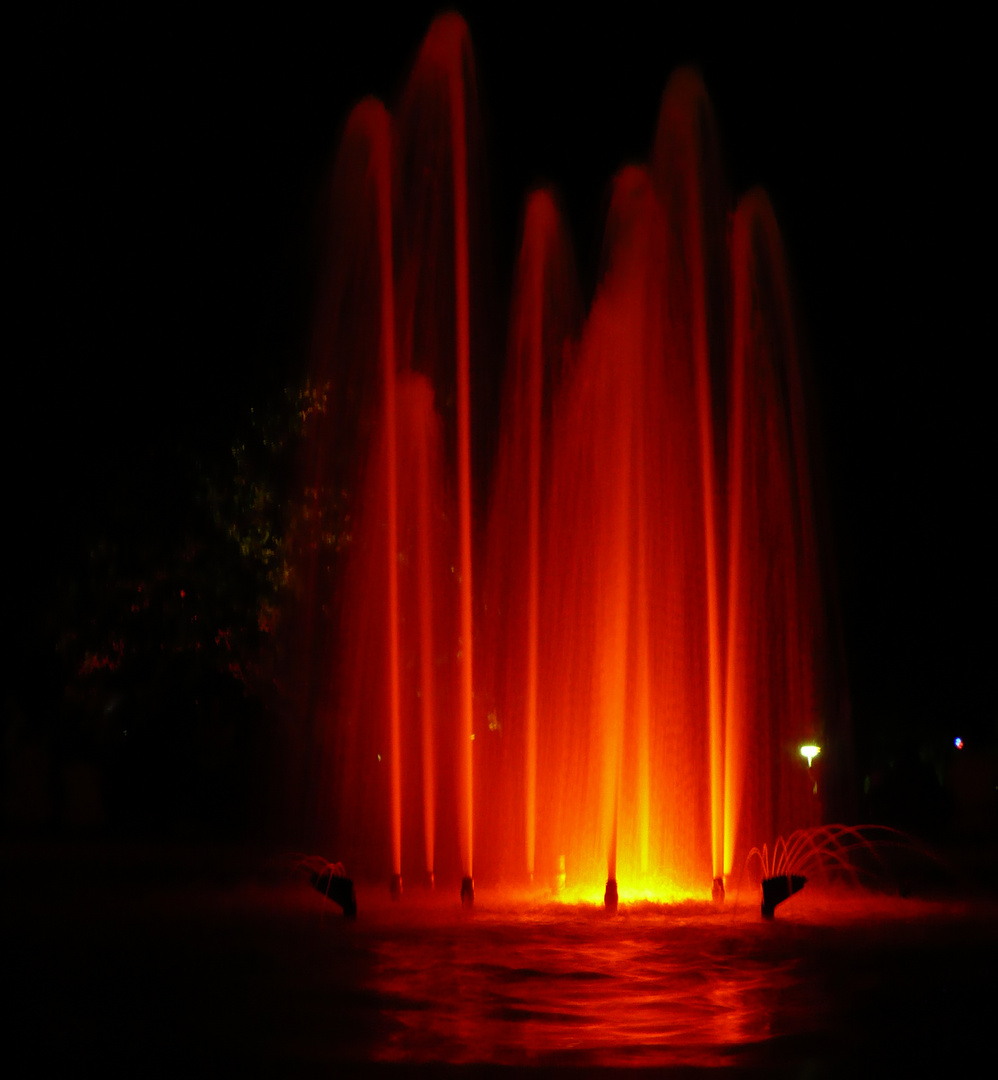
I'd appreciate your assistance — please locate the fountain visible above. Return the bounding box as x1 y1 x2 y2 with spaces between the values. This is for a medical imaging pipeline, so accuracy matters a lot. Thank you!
291 13 835 904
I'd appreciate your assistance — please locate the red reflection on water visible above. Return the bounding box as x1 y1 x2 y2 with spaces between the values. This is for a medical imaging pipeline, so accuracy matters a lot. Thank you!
345 888 809 1067
279 883 971 1069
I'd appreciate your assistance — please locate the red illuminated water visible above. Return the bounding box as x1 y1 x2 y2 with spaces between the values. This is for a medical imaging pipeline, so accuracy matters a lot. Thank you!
295 13 834 899
10 853 994 1070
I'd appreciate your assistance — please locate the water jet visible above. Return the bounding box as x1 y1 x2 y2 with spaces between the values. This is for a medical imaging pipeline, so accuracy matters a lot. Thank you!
295 12 836 904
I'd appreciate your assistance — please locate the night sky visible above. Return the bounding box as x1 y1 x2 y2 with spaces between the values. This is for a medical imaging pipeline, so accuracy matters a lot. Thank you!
10 5 992 814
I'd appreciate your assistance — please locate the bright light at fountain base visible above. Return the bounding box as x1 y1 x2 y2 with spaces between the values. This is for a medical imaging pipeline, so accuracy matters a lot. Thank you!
550 875 714 907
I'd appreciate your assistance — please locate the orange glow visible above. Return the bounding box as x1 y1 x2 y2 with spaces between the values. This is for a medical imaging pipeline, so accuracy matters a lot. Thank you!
413 389 437 877
368 103 402 880
653 71 726 884
522 192 547 882
435 16 477 883
724 190 823 876
551 877 712 907
301 15 829 898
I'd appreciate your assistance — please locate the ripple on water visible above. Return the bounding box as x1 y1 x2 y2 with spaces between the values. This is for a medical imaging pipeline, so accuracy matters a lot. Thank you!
356 892 824 1066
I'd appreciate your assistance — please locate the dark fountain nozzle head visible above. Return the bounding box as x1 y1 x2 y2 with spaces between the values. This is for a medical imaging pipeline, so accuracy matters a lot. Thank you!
389 873 403 900
604 878 618 913
761 874 806 918
460 875 475 907
425 869 435 890
310 867 357 919
712 876 725 903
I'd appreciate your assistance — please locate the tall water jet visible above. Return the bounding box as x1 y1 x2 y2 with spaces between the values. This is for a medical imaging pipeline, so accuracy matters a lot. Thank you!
651 69 728 884
534 159 715 894
397 13 479 891
370 108 403 890
593 169 641 891
295 97 401 866
409 377 438 883
293 17 837 901
724 188 823 878
394 371 447 883
521 197 544 886
485 188 580 883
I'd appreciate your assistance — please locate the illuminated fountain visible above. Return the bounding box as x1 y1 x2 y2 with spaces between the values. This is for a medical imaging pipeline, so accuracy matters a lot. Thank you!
293 14 833 905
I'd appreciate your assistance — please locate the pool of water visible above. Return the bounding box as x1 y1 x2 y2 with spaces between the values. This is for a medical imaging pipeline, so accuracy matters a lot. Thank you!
345 890 801 1066
291 884 991 1070
6 851 995 1072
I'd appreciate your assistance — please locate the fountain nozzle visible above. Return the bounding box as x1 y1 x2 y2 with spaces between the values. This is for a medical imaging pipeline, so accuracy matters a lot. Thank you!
310 866 357 919
461 875 475 907
389 873 403 900
604 878 618 913
761 874 806 918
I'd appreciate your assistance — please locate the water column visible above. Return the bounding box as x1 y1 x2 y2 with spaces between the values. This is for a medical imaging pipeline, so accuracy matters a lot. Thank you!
597 171 648 905
681 95 724 892
314 20 828 893
725 188 822 878
368 105 404 896
413 395 438 886
633 437 651 877
434 17 476 898
724 195 752 880
522 194 548 885
653 71 726 889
